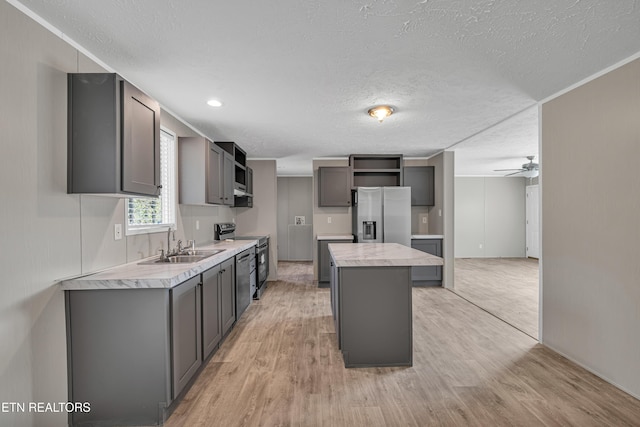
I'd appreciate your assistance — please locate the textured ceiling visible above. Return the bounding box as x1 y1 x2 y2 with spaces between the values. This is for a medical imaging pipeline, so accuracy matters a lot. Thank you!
13 0 640 176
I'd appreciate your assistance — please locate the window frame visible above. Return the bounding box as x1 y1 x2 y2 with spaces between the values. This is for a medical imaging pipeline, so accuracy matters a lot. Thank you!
125 126 177 236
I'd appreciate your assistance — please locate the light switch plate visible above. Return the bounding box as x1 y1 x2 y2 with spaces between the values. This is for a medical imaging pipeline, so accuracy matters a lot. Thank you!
196 220 200 230
114 223 122 240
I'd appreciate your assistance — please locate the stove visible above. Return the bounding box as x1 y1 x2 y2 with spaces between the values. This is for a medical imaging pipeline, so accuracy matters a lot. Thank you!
214 224 270 299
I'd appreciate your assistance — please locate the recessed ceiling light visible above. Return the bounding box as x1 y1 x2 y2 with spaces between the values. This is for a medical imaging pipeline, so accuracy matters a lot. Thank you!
207 99 222 107
368 105 394 122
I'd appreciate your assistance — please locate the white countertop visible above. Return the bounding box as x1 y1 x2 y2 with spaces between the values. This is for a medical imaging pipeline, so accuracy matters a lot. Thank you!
59 239 258 290
411 234 444 239
317 234 354 241
328 243 444 268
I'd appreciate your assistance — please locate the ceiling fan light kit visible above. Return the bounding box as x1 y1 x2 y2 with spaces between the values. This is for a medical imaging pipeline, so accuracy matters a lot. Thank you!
494 155 539 177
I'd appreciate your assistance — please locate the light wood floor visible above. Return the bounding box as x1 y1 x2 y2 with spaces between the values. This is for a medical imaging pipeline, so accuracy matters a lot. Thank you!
165 261 640 427
454 258 539 339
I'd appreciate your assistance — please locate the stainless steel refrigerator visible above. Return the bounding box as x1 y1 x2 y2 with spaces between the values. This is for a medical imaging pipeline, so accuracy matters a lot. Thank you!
352 187 411 246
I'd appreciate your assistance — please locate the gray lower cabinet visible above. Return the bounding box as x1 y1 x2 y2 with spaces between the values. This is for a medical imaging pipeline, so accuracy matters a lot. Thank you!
65 260 236 426
220 258 236 336
330 261 412 367
171 276 202 399
318 238 353 286
330 260 340 345
318 167 352 207
202 265 222 360
404 166 435 206
411 239 443 286
66 288 173 426
202 257 235 359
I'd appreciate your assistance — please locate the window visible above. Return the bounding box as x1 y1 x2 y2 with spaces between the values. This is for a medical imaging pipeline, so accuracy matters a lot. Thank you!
126 127 177 235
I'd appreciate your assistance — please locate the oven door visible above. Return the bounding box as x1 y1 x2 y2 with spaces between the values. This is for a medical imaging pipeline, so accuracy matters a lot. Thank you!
256 242 269 286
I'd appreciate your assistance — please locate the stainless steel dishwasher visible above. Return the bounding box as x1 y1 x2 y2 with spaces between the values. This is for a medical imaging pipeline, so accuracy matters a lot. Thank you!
235 246 256 320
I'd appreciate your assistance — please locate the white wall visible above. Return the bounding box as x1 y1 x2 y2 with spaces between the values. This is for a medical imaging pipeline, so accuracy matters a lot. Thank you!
541 56 640 398
454 177 526 258
0 4 233 425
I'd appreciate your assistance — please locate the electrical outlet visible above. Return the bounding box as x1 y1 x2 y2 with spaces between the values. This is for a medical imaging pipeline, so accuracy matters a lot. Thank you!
422 216 427 224
479 243 483 249
114 223 122 240
327 217 332 224
439 209 442 217
196 220 200 230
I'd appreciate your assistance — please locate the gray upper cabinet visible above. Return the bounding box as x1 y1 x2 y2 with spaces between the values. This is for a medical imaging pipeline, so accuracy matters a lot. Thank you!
207 142 224 204
222 151 234 206
246 167 253 196
318 167 352 207
215 141 247 193
179 137 234 206
234 166 253 207
404 166 435 206
350 154 403 188
68 73 161 197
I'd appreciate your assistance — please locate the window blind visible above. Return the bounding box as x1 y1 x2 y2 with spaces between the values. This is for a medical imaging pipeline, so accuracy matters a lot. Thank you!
127 129 176 230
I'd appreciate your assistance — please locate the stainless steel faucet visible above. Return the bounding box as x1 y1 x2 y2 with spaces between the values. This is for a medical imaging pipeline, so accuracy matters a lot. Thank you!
167 227 175 255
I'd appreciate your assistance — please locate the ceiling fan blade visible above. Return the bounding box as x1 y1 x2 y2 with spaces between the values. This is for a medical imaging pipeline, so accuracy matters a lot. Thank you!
494 168 525 172
504 171 524 176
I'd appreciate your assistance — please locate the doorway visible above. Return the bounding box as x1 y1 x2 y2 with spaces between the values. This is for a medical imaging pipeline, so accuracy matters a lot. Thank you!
277 177 313 261
452 177 540 339
526 185 539 259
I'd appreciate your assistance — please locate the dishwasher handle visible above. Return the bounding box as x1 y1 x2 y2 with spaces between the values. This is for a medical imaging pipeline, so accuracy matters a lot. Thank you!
237 253 252 263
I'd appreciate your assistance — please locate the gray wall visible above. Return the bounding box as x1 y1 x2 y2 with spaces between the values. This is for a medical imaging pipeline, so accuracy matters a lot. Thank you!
404 158 431 234
428 151 455 289
454 177 526 258
0 4 234 426
235 160 279 280
277 177 313 261
541 56 640 398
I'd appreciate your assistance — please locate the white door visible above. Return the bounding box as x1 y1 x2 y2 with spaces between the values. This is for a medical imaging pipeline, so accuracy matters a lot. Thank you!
526 185 540 259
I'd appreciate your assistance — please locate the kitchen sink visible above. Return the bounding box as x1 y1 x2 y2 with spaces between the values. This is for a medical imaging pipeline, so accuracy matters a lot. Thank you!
138 249 225 265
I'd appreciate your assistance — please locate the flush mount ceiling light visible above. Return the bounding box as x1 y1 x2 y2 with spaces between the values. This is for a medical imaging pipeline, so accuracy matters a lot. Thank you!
368 105 394 122
207 99 222 107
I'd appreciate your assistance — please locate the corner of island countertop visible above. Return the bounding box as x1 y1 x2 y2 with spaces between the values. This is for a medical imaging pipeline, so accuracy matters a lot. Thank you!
316 234 354 241
327 242 443 268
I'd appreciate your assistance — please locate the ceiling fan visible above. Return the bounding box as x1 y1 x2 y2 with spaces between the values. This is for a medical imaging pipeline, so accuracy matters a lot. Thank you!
495 156 539 178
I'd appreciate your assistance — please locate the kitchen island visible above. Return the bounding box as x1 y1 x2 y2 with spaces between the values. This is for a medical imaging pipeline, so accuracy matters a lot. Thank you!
328 243 443 368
